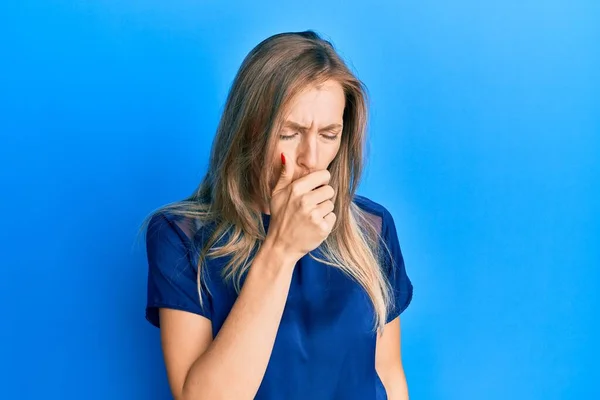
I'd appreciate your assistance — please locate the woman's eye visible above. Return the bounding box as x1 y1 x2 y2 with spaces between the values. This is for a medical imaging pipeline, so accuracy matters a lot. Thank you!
279 132 339 141
279 133 298 140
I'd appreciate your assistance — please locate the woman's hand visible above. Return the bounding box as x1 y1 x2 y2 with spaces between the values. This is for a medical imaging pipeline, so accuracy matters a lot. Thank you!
265 152 337 263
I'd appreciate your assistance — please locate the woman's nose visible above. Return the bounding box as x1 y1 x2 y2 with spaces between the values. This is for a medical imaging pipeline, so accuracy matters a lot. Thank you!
296 136 319 170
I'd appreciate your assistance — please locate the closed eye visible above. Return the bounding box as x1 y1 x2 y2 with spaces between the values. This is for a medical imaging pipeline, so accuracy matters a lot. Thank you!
279 133 298 140
279 133 339 141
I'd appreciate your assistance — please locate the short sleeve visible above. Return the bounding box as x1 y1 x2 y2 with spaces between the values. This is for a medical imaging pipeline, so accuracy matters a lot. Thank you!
381 208 414 323
145 212 212 328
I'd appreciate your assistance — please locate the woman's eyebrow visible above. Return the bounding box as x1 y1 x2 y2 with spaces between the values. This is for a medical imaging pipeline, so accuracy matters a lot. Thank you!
284 120 343 132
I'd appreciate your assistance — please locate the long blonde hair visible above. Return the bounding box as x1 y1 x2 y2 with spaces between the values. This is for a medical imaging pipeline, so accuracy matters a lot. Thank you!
140 30 394 333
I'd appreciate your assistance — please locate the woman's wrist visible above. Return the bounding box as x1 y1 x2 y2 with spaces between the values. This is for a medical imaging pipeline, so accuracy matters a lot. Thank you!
258 238 300 272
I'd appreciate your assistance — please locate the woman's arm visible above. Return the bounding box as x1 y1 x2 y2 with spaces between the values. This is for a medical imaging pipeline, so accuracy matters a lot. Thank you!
376 316 409 400
157 164 334 399
160 241 297 400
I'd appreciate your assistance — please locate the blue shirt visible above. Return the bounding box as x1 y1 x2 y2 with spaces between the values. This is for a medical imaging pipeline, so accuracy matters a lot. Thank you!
145 194 413 399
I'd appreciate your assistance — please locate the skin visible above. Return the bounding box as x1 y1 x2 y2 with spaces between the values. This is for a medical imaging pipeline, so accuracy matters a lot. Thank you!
158 79 408 399
265 79 345 210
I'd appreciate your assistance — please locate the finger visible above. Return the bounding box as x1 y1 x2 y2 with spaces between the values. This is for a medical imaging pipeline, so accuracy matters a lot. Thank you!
291 169 331 195
303 185 335 207
322 211 337 231
313 199 335 219
271 152 295 195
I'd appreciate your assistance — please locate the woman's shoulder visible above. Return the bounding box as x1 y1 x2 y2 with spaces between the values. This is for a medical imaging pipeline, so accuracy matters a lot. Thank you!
146 209 219 253
352 194 395 231
353 193 389 217
148 211 195 241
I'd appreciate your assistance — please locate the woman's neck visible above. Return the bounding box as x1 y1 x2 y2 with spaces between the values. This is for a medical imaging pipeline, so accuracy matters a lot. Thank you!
250 196 271 215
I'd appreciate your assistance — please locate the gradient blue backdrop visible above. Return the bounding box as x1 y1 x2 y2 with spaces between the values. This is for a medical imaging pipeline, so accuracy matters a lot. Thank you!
1 1 598 399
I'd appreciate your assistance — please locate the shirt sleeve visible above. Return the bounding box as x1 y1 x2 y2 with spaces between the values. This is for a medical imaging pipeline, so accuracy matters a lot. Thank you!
381 208 414 323
145 212 212 328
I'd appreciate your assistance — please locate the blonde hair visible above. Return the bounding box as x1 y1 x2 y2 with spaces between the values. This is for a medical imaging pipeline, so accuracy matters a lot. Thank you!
140 30 394 333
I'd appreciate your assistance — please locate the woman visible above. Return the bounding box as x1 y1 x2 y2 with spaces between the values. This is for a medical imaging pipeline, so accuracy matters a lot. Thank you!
142 30 414 399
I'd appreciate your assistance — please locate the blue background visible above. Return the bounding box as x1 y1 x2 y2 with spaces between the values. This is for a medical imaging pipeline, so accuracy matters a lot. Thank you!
1 1 598 398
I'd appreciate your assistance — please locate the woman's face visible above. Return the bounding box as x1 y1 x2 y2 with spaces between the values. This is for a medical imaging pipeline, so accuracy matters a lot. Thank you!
269 79 346 190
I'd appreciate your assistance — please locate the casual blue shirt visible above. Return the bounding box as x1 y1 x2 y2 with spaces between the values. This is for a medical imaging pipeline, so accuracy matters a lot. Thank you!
145 194 413 399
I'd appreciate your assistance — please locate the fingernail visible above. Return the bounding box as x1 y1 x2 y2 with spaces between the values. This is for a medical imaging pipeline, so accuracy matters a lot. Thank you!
281 153 286 165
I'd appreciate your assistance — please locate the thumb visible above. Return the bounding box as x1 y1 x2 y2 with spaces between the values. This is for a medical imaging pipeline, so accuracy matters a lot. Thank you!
272 152 294 194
